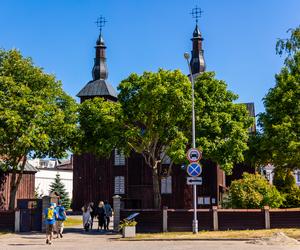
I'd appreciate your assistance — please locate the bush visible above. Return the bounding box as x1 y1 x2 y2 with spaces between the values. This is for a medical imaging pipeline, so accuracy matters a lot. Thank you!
225 173 284 208
273 169 296 193
283 187 300 208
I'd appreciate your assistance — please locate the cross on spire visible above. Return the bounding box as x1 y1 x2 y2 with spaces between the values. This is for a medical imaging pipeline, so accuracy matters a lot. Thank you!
190 6 203 24
95 15 107 34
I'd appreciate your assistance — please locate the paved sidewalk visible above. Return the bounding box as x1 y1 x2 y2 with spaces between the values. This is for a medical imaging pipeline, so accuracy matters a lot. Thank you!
1 229 299 250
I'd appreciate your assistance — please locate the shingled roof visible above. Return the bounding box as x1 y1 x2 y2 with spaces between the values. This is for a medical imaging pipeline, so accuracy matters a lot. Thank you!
76 79 117 99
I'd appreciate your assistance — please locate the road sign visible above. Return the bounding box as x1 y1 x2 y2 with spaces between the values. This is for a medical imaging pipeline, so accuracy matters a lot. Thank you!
187 148 202 162
186 162 202 177
187 177 202 185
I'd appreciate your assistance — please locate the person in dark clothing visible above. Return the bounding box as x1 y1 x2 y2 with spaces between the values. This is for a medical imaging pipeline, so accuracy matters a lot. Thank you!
103 200 112 231
97 201 106 231
90 202 97 230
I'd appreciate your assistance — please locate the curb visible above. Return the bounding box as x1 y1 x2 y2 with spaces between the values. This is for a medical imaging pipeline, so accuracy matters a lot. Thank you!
116 237 258 241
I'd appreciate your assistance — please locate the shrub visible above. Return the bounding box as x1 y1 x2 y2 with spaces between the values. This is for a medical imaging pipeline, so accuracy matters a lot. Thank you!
225 173 284 208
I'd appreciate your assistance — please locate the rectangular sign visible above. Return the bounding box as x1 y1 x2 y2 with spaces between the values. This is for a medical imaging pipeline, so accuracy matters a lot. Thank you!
187 177 202 185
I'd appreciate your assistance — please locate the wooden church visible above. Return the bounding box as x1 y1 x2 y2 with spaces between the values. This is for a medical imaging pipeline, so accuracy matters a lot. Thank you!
72 18 253 211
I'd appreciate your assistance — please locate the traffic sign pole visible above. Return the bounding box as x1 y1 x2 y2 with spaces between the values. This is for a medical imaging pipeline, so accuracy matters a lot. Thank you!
185 54 198 234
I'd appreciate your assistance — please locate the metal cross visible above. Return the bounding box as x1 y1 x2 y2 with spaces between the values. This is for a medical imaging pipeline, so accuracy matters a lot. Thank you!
190 6 203 24
95 15 107 34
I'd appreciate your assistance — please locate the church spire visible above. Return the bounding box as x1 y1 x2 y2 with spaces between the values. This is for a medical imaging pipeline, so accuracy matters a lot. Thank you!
92 16 108 80
189 6 206 74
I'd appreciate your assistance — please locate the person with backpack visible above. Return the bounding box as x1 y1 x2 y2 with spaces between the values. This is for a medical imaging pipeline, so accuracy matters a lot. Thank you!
55 200 67 238
44 202 58 245
103 200 112 231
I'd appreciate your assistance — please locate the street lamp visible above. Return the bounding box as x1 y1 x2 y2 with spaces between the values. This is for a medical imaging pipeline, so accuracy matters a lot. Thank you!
184 52 198 234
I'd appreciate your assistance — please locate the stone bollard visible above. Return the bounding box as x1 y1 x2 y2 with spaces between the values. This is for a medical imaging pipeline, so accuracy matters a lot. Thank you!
264 206 270 229
113 195 121 232
212 206 218 231
14 209 20 232
163 206 168 232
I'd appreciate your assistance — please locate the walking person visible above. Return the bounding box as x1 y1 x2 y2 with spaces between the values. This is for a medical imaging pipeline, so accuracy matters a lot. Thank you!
97 201 106 231
44 202 58 245
103 200 112 231
82 202 92 232
90 202 97 230
55 200 67 238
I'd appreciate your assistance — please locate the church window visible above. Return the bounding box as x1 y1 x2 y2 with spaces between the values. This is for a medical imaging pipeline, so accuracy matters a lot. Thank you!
161 176 172 194
114 176 125 194
114 149 125 166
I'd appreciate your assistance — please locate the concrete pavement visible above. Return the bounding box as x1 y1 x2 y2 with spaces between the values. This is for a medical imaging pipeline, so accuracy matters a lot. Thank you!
1 229 300 250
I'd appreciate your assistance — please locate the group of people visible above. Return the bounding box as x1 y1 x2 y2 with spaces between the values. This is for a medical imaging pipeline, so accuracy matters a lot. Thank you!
82 200 112 232
44 201 67 245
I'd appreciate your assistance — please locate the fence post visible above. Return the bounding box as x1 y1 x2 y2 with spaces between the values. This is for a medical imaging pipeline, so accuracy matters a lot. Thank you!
42 196 50 233
212 206 218 231
264 206 270 229
14 209 20 232
163 206 168 232
113 195 121 232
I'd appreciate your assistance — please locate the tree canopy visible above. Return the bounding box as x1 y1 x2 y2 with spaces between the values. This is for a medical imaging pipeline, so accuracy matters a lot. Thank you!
0 49 77 209
259 26 300 170
50 173 71 209
78 69 253 208
194 72 253 173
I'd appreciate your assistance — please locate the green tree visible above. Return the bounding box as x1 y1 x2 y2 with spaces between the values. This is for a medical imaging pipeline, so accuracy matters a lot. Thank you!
0 49 77 209
273 168 296 193
194 72 253 173
49 173 71 209
78 69 253 208
259 26 300 170
226 173 284 208
272 168 300 208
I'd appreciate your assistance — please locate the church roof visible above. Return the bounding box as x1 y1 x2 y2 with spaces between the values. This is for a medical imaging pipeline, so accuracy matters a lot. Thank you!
76 79 117 98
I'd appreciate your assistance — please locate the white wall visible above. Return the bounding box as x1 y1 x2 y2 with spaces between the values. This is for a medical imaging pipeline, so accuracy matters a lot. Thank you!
35 169 73 199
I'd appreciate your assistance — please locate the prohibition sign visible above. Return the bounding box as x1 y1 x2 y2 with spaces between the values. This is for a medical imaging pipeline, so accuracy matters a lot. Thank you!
186 162 202 177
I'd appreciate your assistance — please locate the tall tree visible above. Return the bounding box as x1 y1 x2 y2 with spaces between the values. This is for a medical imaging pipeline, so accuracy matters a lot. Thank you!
78 69 253 208
194 72 253 173
0 49 77 209
49 173 71 209
259 26 300 170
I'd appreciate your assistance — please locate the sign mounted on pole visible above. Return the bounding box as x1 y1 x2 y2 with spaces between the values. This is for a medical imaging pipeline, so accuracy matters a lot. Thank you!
187 177 202 185
186 162 202 177
187 148 202 162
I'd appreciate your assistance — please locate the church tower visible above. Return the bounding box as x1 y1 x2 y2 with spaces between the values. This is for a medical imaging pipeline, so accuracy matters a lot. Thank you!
77 16 117 103
189 7 206 75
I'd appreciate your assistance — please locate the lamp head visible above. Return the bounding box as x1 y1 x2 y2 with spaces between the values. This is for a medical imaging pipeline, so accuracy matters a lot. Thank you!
184 52 190 60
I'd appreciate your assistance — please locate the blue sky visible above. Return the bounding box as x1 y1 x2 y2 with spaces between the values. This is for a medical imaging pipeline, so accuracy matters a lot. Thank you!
1 0 300 115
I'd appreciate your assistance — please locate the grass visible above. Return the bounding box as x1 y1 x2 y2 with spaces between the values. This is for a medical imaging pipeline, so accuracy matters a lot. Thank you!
134 228 300 240
64 216 82 227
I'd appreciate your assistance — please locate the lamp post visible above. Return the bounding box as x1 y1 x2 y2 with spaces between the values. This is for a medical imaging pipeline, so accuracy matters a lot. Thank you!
184 52 198 234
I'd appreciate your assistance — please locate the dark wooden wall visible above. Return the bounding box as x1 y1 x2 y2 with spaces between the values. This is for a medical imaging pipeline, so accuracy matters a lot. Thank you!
0 210 15 231
73 151 226 211
1 172 35 210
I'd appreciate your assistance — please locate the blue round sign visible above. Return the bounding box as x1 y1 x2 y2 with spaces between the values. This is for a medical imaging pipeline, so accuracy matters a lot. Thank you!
186 163 202 177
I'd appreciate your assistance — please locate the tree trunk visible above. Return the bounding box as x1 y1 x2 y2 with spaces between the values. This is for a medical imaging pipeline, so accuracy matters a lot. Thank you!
152 169 161 209
8 157 27 210
0 171 7 210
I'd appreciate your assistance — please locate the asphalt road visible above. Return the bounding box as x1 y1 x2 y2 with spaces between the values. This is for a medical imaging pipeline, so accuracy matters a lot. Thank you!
0 230 299 250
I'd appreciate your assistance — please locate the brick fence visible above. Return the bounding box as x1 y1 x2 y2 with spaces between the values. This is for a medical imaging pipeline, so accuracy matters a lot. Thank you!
120 207 300 232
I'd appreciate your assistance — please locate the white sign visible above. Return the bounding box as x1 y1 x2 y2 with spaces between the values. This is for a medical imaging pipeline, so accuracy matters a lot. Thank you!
187 177 202 185
187 148 202 162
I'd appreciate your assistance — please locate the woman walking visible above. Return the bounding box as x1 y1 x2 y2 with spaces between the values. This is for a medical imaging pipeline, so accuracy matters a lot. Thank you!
82 202 92 232
97 201 106 231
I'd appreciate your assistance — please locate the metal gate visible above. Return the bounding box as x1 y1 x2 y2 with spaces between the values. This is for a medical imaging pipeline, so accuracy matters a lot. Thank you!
17 199 42 232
